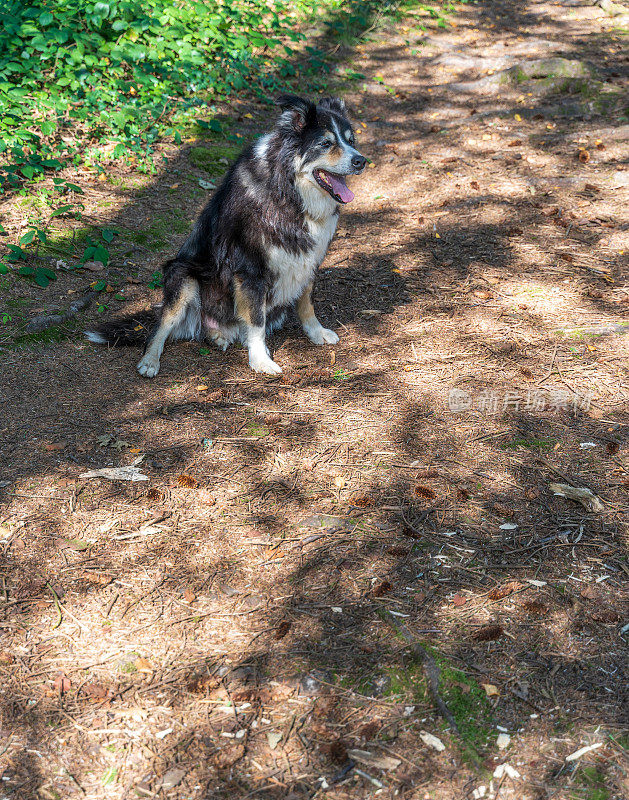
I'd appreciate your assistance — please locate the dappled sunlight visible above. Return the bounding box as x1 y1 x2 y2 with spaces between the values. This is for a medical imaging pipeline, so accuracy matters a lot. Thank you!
1 0 628 798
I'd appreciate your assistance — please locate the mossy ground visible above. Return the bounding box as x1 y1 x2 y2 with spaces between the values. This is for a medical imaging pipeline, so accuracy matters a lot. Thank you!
570 766 611 800
358 645 494 763
189 142 242 178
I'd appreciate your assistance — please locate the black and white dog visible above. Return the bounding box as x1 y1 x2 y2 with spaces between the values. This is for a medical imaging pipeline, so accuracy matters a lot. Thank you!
86 95 366 376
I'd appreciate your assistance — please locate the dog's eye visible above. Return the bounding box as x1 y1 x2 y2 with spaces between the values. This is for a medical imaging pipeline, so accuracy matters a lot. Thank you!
321 140 333 149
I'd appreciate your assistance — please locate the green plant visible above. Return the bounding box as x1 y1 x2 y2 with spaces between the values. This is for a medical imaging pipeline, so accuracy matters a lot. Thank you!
333 367 350 380
148 270 163 289
0 0 323 192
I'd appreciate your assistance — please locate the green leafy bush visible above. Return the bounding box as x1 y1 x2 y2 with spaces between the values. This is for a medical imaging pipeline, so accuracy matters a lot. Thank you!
0 0 312 189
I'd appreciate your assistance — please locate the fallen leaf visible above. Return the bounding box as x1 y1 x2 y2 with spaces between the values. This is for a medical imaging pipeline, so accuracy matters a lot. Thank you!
471 624 503 641
196 384 209 391
83 261 105 272
44 441 66 451
187 673 219 693
508 139 522 147
578 148 590 163
549 482 604 512
214 744 245 769
157 768 186 791
53 673 71 694
452 593 468 607
183 588 196 603
580 585 598 600
371 580 393 598
470 180 480 190
333 476 346 489
590 607 619 623
135 657 154 674
275 620 291 640
0 651 14 664
481 683 500 697
606 441 619 455
83 683 112 702
420 731 445 751
266 731 282 750
452 681 471 694
560 253 574 262
522 600 548 615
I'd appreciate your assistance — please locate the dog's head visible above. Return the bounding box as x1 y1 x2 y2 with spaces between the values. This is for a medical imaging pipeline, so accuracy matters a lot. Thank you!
276 94 366 204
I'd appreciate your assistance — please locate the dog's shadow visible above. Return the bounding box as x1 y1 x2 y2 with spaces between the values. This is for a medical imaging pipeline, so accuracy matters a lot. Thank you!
270 261 411 351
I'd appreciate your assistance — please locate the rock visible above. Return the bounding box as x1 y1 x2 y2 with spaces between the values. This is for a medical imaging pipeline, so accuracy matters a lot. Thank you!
156 768 186 790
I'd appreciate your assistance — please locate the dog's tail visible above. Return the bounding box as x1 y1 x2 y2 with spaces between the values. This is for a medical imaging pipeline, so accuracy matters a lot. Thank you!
85 310 156 347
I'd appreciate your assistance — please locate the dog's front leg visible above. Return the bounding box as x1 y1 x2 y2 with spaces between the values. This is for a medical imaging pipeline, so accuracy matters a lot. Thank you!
297 281 339 345
234 277 282 375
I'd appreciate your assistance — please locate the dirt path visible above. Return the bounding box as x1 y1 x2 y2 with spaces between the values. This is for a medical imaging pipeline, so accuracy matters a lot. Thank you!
1 2 628 799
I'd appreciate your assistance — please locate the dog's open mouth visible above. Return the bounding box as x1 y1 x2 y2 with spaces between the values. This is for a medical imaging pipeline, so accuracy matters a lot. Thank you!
313 169 355 203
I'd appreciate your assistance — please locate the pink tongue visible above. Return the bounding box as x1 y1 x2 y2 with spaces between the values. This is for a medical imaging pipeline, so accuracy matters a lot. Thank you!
328 173 354 203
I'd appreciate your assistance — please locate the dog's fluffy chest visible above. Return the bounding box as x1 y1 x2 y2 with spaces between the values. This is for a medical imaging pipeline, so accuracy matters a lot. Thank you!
267 213 338 308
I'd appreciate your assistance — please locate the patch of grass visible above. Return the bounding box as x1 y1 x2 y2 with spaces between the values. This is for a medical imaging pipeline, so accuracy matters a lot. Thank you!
189 142 241 177
127 212 190 251
384 662 428 699
571 766 610 800
12 324 75 347
246 421 270 438
435 657 494 755
6 298 31 308
500 437 555 452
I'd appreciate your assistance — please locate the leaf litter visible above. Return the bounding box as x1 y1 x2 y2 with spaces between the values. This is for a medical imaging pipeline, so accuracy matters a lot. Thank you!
1 1 628 798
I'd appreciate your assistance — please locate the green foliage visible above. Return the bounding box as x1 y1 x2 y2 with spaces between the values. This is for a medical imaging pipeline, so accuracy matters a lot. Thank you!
0 0 315 191
571 766 610 800
148 270 163 290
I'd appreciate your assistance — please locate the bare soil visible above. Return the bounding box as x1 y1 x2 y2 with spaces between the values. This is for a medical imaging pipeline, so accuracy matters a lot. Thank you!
0 2 628 799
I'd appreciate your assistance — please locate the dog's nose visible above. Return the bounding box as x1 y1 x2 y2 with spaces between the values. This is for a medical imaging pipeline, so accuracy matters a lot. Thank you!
352 154 367 171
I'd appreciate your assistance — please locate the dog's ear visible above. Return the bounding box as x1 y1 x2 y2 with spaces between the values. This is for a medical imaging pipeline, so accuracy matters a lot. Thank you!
276 94 315 132
317 96 348 116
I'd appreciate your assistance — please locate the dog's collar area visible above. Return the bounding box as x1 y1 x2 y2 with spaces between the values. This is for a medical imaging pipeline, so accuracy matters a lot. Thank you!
313 168 355 204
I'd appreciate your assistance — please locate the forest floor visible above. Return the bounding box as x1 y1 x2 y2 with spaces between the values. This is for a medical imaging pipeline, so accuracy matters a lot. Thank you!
0 1 628 799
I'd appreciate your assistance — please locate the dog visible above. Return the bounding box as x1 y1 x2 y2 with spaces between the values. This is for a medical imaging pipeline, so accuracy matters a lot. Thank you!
86 95 366 376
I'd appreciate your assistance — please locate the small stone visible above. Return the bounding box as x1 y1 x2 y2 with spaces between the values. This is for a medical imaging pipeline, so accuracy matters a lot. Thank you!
496 733 511 750
157 768 185 790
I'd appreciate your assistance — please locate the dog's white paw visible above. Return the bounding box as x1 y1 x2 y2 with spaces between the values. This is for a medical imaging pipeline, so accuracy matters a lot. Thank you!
304 322 339 346
137 354 160 378
249 354 282 375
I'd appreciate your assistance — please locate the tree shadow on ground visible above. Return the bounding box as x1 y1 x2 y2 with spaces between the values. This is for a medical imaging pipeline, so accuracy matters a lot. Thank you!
1 1 628 798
